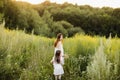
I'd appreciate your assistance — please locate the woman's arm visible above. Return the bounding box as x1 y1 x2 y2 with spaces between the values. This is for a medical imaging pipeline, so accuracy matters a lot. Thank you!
50 56 54 64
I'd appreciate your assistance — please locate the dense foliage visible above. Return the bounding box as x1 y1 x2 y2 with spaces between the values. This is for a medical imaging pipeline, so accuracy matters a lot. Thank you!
0 0 120 37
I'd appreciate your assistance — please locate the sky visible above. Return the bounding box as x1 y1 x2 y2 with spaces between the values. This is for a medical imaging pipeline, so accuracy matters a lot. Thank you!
16 0 120 8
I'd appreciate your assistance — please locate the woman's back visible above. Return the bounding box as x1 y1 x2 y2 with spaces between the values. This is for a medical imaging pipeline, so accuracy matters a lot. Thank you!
55 41 64 56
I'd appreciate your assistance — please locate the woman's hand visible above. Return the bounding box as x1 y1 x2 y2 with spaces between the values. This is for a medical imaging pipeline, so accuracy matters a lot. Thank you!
64 54 69 59
50 59 53 64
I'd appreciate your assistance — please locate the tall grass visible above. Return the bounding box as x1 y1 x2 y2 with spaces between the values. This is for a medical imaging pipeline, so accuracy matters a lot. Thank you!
0 23 120 80
87 37 120 80
87 40 112 80
0 23 54 80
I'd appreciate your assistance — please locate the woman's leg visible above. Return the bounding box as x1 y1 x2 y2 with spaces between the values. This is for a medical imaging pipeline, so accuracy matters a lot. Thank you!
55 75 57 80
58 75 61 80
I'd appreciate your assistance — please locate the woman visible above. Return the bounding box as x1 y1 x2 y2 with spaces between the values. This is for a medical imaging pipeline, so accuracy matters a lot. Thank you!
54 33 64 64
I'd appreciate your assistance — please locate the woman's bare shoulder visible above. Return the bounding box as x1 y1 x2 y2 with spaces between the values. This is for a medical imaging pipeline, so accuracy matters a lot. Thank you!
58 41 62 43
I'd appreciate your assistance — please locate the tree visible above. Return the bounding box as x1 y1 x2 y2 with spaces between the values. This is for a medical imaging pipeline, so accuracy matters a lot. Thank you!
59 20 73 29
3 1 120 37
52 21 68 37
68 27 84 37
112 8 120 20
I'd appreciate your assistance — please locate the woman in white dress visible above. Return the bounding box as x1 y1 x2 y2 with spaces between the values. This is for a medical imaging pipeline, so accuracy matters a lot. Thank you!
54 33 64 64
51 50 64 80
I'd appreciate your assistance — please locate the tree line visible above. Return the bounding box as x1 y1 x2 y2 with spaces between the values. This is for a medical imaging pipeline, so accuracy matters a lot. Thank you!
0 0 120 37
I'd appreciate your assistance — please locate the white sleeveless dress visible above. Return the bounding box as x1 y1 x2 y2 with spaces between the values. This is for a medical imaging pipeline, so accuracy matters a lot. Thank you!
52 57 64 75
54 41 64 64
51 41 64 75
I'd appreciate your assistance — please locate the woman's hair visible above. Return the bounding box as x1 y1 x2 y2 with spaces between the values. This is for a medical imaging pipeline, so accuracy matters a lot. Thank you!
55 50 61 63
54 33 63 47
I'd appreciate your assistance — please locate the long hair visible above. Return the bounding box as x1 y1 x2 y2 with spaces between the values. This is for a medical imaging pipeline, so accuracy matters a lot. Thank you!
55 50 61 63
54 33 63 47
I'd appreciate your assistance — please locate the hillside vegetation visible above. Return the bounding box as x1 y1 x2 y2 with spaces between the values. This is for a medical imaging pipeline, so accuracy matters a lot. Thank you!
0 0 120 37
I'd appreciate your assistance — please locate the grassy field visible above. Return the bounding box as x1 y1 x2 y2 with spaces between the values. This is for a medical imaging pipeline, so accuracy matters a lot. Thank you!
0 23 120 80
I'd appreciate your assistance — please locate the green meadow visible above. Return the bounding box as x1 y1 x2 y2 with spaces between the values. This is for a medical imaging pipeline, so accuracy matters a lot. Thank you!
0 24 120 80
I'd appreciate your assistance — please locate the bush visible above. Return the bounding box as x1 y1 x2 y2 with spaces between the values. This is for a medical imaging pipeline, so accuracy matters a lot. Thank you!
68 27 84 37
87 40 112 80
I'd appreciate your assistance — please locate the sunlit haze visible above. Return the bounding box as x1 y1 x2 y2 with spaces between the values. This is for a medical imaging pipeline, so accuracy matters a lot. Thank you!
16 0 120 8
